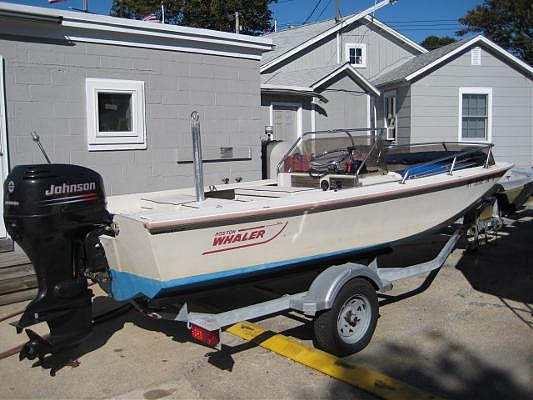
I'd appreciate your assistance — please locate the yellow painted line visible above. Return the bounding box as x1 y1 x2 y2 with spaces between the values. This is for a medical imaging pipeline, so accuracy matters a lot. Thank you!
227 321 444 400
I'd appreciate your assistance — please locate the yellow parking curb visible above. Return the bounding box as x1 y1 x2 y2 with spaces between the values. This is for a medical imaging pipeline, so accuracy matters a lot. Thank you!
227 321 443 400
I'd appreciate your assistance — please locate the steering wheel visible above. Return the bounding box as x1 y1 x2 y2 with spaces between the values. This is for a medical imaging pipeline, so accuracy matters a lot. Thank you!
309 148 351 174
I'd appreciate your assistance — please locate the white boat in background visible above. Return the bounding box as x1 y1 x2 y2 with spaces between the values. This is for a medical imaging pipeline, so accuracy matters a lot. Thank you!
98 129 512 300
495 168 533 214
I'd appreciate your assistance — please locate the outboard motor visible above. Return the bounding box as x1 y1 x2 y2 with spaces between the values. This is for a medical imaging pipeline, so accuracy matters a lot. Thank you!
3 164 112 362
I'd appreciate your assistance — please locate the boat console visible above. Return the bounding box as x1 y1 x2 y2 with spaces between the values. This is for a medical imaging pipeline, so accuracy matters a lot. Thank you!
276 129 494 190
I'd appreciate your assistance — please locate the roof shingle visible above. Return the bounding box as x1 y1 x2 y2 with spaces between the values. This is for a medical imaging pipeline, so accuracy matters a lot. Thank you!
371 40 467 86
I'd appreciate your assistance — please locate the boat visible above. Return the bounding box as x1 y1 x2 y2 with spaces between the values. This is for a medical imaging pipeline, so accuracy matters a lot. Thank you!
495 168 533 214
3 126 512 362
97 129 510 301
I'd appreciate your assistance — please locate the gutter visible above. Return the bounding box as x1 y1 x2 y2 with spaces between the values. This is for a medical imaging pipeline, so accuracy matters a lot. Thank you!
0 1 273 53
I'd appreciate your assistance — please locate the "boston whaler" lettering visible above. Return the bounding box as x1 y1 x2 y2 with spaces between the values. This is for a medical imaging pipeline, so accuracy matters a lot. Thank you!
203 221 288 255
212 229 265 246
44 182 96 197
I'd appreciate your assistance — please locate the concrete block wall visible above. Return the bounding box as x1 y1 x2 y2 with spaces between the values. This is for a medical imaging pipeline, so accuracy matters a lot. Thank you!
0 38 263 195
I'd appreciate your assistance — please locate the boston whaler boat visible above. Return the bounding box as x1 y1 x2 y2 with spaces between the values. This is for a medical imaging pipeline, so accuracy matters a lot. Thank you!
3 119 512 366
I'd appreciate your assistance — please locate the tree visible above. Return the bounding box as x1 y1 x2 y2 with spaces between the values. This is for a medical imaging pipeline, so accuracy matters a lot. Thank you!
457 0 532 64
420 35 457 51
110 0 276 35
111 1 183 24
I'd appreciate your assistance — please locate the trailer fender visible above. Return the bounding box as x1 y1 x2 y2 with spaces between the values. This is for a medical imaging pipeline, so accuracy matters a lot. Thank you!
290 261 387 316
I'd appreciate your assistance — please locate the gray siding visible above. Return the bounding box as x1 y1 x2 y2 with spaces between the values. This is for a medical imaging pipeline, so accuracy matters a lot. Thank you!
266 21 419 81
315 75 368 131
409 47 532 166
375 85 411 145
340 23 419 80
0 36 263 194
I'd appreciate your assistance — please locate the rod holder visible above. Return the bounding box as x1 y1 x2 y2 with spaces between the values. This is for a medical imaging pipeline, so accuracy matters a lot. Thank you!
191 111 205 202
31 131 51 164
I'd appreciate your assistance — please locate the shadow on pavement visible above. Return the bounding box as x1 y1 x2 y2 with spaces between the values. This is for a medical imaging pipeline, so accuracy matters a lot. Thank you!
455 209 533 305
329 330 532 400
33 295 193 375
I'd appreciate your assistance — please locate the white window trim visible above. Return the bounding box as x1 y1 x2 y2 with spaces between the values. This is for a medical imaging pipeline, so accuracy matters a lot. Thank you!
458 87 492 143
311 101 316 132
86 78 146 151
269 101 303 139
345 43 367 68
0 56 10 238
383 90 397 141
366 94 371 129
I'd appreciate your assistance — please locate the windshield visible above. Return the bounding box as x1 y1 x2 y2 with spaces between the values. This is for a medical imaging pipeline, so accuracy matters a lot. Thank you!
278 129 387 176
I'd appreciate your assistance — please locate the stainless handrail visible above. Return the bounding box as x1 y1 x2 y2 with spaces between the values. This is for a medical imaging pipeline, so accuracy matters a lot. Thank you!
276 129 494 185
398 142 494 184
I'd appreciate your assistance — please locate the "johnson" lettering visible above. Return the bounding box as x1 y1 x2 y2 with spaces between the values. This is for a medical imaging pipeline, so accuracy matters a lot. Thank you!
44 182 96 197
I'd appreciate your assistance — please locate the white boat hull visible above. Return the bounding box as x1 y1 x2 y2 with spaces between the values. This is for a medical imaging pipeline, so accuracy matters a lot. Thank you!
101 163 510 300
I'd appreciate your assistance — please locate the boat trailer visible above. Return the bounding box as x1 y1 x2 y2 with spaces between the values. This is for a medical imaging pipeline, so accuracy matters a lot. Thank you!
132 226 465 356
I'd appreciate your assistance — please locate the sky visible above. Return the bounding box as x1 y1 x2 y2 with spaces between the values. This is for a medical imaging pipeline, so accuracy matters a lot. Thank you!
4 0 484 43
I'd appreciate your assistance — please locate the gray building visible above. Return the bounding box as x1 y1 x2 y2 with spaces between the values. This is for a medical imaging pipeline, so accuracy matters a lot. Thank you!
373 36 533 167
260 1 426 143
260 4 533 168
0 1 272 241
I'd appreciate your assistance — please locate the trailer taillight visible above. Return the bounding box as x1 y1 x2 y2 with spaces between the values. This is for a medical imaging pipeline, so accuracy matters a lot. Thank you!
190 324 219 347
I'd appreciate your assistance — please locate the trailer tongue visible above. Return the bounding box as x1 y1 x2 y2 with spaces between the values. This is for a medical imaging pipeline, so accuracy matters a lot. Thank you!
3 164 112 361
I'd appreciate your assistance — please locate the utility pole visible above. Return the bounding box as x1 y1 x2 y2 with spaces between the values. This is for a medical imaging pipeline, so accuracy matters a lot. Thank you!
235 11 240 34
335 0 341 23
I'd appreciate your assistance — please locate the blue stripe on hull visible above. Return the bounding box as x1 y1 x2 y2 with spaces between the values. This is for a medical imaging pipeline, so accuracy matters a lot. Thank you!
109 243 385 301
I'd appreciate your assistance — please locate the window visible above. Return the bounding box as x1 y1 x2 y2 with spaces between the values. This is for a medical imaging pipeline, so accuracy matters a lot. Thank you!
86 78 146 151
345 43 366 68
383 91 397 141
459 88 492 142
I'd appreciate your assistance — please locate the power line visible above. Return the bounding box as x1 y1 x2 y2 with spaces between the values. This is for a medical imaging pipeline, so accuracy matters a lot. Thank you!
303 0 324 24
316 0 333 22
383 19 458 23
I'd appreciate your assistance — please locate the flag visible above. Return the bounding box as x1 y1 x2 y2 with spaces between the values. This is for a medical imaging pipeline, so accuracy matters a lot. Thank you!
142 13 159 22
48 0 66 3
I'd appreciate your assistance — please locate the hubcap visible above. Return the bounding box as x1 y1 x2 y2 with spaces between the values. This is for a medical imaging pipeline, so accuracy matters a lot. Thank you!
336 295 372 344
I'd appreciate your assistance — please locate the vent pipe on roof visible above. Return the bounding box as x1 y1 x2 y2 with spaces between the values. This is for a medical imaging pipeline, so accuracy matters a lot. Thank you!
335 0 341 23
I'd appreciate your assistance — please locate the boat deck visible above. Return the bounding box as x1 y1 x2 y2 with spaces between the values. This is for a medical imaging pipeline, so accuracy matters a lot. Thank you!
106 165 510 232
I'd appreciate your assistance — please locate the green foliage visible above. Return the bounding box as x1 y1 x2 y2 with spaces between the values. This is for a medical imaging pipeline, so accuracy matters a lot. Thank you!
110 0 276 35
420 36 457 51
457 0 532 64
111 1 182 24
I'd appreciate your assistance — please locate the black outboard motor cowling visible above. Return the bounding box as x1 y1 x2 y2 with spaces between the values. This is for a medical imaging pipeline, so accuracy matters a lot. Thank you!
3 164 112 362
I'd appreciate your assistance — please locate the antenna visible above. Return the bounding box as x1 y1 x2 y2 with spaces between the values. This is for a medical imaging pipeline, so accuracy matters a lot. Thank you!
335 0 341 23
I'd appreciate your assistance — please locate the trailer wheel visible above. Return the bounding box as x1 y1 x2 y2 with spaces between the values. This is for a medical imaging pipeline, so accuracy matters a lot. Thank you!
313 278 378 356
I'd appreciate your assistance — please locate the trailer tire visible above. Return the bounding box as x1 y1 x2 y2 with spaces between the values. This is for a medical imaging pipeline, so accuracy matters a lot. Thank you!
313 278 378 356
